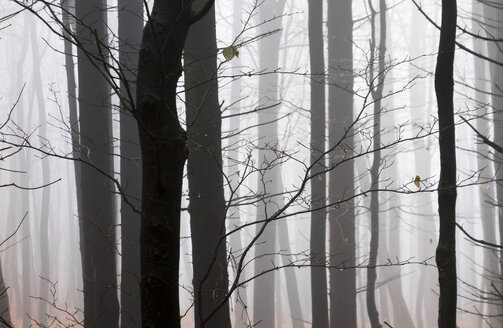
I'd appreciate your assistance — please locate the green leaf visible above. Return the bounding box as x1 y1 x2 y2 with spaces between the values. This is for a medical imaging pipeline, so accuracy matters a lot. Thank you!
223 45 239 62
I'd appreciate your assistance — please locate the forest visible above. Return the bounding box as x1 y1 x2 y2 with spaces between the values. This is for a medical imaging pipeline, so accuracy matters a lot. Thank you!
0 0 500 327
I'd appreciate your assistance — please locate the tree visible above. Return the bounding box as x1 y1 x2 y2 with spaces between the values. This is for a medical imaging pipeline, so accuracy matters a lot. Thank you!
117 0 143 326
366 0 387 326
253 1 286 326
75 0 119 326
327 0 357 325
308 0 329 326
434 0 458 325
135 0 215 326
184 1 231 326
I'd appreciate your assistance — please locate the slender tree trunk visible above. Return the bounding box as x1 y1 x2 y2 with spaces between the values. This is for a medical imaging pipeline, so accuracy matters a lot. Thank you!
61 0 83 220
493 12 503 304
486 2 503 320
366 0 386 326
409 4 438 327
327 0 357 325
308 0 328 326
380 14 415 326
75 0 120 326
434 0 458 325
118 1 143 326
472 1 499 323
253 1 285 326
227 1 248 326
16 21 31 328
29 21 51 326
184 1 231 327
277 221 304 328
384 215 415 328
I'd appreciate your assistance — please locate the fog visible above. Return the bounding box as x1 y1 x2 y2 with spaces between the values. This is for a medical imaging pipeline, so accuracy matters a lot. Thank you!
0 0 500 327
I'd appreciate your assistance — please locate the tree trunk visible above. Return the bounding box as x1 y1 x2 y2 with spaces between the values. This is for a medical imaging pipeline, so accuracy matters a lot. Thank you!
29 21 51 326
253 1 286 326
136 1 194 326
434 0 458 325
75 0 120 326
60 0 82 229
485 2 503 321
227 1 248 326
184 1 231 327
118 0 143 326
409 4 438 327
308 0 328 326
327 0 357 325
472 1 499 323
366 0 386 326
277 220 304 328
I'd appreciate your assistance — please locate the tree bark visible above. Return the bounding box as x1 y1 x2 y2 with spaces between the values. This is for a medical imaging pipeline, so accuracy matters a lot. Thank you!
308 0 329 326
327 0 357 325
184 1 231 327
75 0 120 326
136 1 195 326
434 0 458 325
366 0 386 326
118 0 143 326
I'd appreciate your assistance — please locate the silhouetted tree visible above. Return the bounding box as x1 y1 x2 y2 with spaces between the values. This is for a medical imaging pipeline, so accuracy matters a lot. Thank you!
118 0 143 326
135 0 215 326
434 0 458 325
184 1 231 326
308 0 328 326
327 0 357 325
75 0 119 326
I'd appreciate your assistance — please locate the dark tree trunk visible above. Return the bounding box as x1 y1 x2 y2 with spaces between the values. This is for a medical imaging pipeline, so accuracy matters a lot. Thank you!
434 0 458 325
75 0 120 326
118 1 143 326
184 1 231 327
366 0 386 326
60 0 82 220
136 0 197 326
308 0 328 326
327 0 357 325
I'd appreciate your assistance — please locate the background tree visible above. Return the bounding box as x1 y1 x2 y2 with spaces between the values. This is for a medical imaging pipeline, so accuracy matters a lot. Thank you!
327 0 357 325
117 0 143 326
75 0 119 326
308 0 328 326
184 0 231 326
